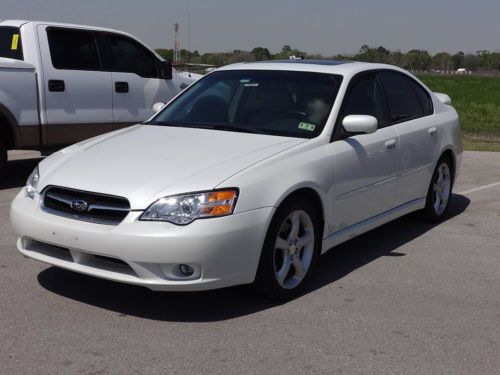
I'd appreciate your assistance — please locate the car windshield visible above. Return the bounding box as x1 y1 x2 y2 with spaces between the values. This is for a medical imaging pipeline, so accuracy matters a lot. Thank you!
150 70 342 138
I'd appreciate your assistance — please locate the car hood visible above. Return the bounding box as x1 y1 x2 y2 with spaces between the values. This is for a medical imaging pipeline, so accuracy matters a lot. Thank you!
38 125 306 209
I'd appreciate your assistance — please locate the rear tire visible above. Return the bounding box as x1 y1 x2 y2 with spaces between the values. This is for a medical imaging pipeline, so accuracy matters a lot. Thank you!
421 155 453 222
254 198 321 301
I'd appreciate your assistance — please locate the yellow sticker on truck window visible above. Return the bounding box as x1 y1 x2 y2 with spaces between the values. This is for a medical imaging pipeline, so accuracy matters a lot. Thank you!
11 34 19 50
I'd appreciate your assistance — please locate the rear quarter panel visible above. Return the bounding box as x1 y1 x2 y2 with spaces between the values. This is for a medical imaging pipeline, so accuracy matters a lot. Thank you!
432 96 463 180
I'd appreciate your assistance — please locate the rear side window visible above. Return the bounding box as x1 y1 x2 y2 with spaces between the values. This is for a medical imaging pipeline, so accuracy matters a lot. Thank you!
380 71 433 122
47 28 100 71
101 34 157 78
0 27 23 60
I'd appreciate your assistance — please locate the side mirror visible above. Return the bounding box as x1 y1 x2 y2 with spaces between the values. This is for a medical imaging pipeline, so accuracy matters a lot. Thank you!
152 102 165 114
158 60 173 80
342 115 378 134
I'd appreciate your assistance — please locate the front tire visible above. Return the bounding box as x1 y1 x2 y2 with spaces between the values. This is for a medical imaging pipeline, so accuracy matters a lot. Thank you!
255 198 321 300
421 155 453 222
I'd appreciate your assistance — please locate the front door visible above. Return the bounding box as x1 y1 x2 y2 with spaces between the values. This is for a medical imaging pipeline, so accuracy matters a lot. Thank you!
329 72 399 234
38 25 113 145
99 33 177 128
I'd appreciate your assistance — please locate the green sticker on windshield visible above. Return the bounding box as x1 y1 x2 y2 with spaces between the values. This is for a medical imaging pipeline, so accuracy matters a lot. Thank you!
298 122 316 131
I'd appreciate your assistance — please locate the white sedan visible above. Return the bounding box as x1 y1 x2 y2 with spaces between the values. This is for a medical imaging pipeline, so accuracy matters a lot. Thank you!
11 60 462 300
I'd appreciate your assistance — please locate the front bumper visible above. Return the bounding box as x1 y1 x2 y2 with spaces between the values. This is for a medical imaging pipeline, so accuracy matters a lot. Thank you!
10 191 274 291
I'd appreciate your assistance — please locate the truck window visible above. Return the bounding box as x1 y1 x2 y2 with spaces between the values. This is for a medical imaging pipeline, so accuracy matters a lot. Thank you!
0 27 23 60
101 34 158 78
47 28 100 71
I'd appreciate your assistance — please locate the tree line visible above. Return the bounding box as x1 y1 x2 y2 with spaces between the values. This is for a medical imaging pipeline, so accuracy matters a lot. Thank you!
155 45 500 72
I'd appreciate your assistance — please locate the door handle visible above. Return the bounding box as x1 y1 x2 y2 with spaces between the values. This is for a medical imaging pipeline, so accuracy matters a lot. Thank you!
115 81 129 93
48 80 65 92
385 139 397 150
429 127 437 136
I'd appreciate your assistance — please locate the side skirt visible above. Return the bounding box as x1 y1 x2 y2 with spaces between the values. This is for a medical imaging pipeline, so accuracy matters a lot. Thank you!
321 198 426 254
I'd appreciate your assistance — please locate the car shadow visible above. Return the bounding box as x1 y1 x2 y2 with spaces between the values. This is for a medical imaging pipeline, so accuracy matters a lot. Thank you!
37 194 470 322
0 157 43 190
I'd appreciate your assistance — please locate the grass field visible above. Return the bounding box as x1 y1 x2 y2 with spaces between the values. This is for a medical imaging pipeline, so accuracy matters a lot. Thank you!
418 75 500 151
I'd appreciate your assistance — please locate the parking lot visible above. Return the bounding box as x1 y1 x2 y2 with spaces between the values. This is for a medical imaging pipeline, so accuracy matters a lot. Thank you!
1 150 499 374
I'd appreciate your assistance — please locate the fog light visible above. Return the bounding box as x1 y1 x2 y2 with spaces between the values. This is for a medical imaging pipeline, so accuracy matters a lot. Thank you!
179 264 194 276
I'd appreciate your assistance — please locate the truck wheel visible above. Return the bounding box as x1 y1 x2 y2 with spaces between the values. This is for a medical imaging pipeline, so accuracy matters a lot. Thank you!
0 139 7 177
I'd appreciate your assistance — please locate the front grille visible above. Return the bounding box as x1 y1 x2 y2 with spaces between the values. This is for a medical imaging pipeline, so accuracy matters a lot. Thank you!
42 186 130 225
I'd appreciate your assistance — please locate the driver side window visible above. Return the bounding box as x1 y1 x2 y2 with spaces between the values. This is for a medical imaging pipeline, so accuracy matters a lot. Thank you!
344 75 387 123
101 33 158 78
337 73 388 139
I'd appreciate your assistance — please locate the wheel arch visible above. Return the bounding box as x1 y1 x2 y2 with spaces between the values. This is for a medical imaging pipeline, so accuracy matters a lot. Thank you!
274 185 327 239
0 104 19 149
438 147 457 183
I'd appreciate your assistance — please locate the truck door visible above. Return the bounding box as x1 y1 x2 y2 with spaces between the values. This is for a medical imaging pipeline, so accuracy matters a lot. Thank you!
37 25 113 146
99 32 177 129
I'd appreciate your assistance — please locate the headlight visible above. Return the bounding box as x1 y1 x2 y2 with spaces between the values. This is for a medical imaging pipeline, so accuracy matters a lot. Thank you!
140 189 238 225
25 167 39 199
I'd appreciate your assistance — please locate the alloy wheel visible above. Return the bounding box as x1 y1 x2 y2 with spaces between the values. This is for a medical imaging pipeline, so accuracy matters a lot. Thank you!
274 210 315 289
433 162 451 215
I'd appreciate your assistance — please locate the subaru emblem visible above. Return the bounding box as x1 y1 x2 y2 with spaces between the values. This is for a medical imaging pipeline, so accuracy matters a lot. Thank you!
71 200 88 212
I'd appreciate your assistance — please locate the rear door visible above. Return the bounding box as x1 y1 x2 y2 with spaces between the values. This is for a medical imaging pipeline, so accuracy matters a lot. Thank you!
379 71 438 206
99 33 177 129
37 26 113 145
330 72 399 233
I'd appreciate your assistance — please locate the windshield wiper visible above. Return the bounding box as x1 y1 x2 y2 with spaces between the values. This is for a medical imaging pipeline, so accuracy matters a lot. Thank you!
169 122 268 134
147 120 181 126
207 124 268 134
148 121 268 134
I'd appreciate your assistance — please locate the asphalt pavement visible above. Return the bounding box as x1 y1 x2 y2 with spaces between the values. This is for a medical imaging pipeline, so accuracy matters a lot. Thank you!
1 150 499 375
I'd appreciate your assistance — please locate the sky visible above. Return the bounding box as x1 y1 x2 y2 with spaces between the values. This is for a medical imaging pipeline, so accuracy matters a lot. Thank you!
2 0 499 55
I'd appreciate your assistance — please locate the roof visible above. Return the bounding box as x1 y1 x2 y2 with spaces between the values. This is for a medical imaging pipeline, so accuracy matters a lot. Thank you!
251 59 353 66
217 59 403 78
0 19 127 36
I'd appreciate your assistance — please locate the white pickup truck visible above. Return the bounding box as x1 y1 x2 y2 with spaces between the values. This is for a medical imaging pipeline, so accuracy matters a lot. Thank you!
0 20 200 173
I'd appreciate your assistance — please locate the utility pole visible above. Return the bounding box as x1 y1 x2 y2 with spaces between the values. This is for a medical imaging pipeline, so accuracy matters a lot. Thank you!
174 22 180 63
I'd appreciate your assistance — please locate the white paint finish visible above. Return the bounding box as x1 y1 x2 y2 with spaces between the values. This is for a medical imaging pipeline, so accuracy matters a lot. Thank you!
0 59 39 126
11 190 274 290
322 198 426 252
10 62 463 291
35 24 113 130
37 125 306 209
111 72 176 124
434 92 452 105
341 114 378 134
393 115 439 206
330 126 399 232
0 20 200 149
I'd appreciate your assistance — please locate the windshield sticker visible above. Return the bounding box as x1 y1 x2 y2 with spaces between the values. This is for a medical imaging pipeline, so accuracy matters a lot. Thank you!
11 34 19 50
298 122 316 131
244 83 259 87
